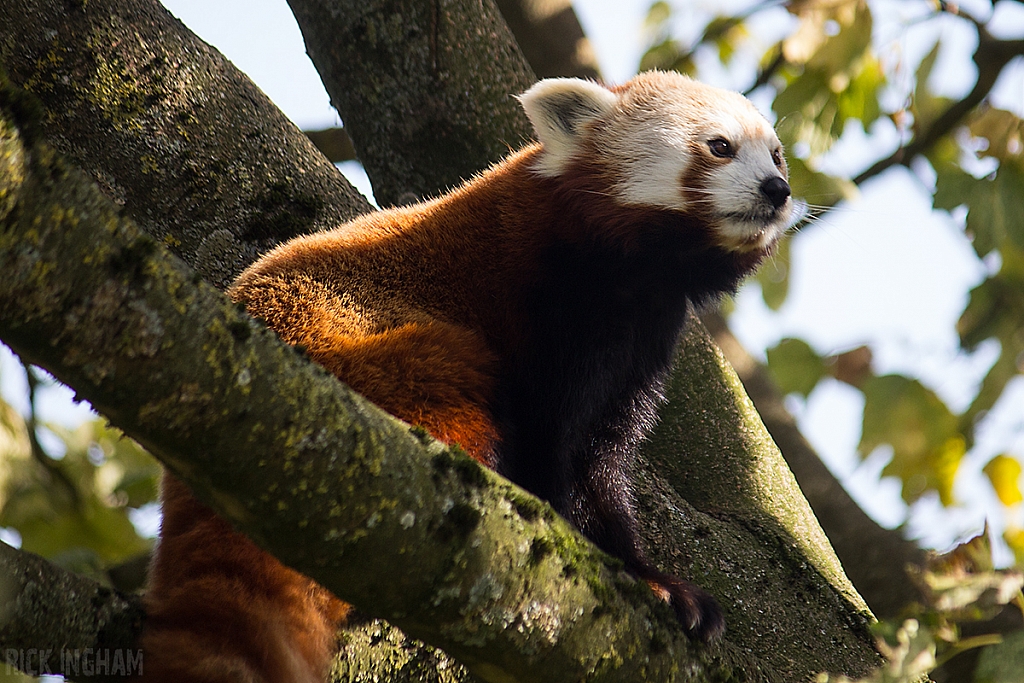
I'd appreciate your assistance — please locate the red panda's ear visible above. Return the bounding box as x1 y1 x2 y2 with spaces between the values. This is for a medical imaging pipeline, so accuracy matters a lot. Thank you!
517 78 617 177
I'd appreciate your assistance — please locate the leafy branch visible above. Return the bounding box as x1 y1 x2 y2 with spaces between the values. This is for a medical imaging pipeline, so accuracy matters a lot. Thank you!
853 27 1024 185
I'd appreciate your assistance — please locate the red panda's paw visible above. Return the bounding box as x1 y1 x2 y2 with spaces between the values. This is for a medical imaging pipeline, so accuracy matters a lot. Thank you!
644 572 725 644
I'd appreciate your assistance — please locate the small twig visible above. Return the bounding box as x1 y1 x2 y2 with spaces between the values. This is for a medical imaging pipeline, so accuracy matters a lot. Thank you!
746 43 786 95
934 633 1004 669
21 362 81 508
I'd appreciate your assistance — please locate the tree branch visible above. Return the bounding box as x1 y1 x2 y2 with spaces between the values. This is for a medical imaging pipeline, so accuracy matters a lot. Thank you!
0 0 372 289
286 0 536 206
701 312 927 619
493 0 601 81
1 0 882 678
0 542 144 682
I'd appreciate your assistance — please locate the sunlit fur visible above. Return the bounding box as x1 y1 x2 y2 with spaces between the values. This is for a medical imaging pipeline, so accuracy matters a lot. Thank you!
141 70 791 682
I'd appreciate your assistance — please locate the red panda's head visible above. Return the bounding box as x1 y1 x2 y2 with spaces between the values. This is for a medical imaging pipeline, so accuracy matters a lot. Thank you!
518 70 792 255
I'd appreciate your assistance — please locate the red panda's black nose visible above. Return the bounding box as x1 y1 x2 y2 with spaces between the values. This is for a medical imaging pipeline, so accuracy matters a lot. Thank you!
760 177 791 210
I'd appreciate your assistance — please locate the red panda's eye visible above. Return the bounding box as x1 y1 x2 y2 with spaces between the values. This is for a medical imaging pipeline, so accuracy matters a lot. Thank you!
772 149 783 167
708 138 734 158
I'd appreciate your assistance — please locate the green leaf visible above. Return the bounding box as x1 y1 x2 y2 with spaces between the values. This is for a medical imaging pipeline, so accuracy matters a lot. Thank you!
913 566 1022 617
860 375 965 505
640 38 676 72
975 630 1024 683
775 2 884 160
707 17 746 64
933 158 1024 258
775 69 839 156
960 245 1024 350
644 0 672 29
806 2 873 75
969 108 1024 163
639 1 696 75
910 41 954 136
915 41 940 95
0 399 31 509
983 455 1023 507
783 0 868 67
0 416 159 565
957 247 1024 424
837 55 883 129
786 156 856 208
9 494 151 565
766 337 826 397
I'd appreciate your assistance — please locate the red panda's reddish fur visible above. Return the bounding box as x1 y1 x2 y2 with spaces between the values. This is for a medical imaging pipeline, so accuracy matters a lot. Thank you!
140 147 553 682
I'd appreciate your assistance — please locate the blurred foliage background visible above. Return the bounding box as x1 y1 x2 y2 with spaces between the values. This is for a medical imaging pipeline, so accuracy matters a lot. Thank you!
0 364 159 585
642 0 1024 558
634 1 1024 678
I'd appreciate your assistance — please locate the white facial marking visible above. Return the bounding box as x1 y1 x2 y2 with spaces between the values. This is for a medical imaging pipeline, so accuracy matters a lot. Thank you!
608 75 792 252
522 71 793 252
707 132 790 252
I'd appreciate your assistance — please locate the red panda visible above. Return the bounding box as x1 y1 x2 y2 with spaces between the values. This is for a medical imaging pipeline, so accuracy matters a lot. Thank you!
140 70 792 682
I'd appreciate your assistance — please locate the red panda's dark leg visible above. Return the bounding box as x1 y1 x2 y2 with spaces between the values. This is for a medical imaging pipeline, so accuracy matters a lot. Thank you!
140 475 348 683
566 453 725 643
553 389 726 644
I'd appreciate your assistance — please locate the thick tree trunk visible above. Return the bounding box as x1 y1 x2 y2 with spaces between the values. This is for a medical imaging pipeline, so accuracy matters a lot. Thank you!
287 0 536 206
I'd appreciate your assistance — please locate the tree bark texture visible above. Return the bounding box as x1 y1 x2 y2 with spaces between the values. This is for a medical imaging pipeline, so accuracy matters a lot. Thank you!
1 0 881 679
493 0 601 81
287 0 536 206
0 542 144 683
637 320 876 679
702 311 928 620
0 0 372 289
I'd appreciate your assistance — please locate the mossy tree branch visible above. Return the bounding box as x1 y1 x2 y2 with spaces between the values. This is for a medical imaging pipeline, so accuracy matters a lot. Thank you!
701 311 928 620
0 542 144 683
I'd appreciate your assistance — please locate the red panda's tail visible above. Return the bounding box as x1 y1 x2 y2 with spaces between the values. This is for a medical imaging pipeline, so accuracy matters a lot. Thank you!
138 475 348 682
